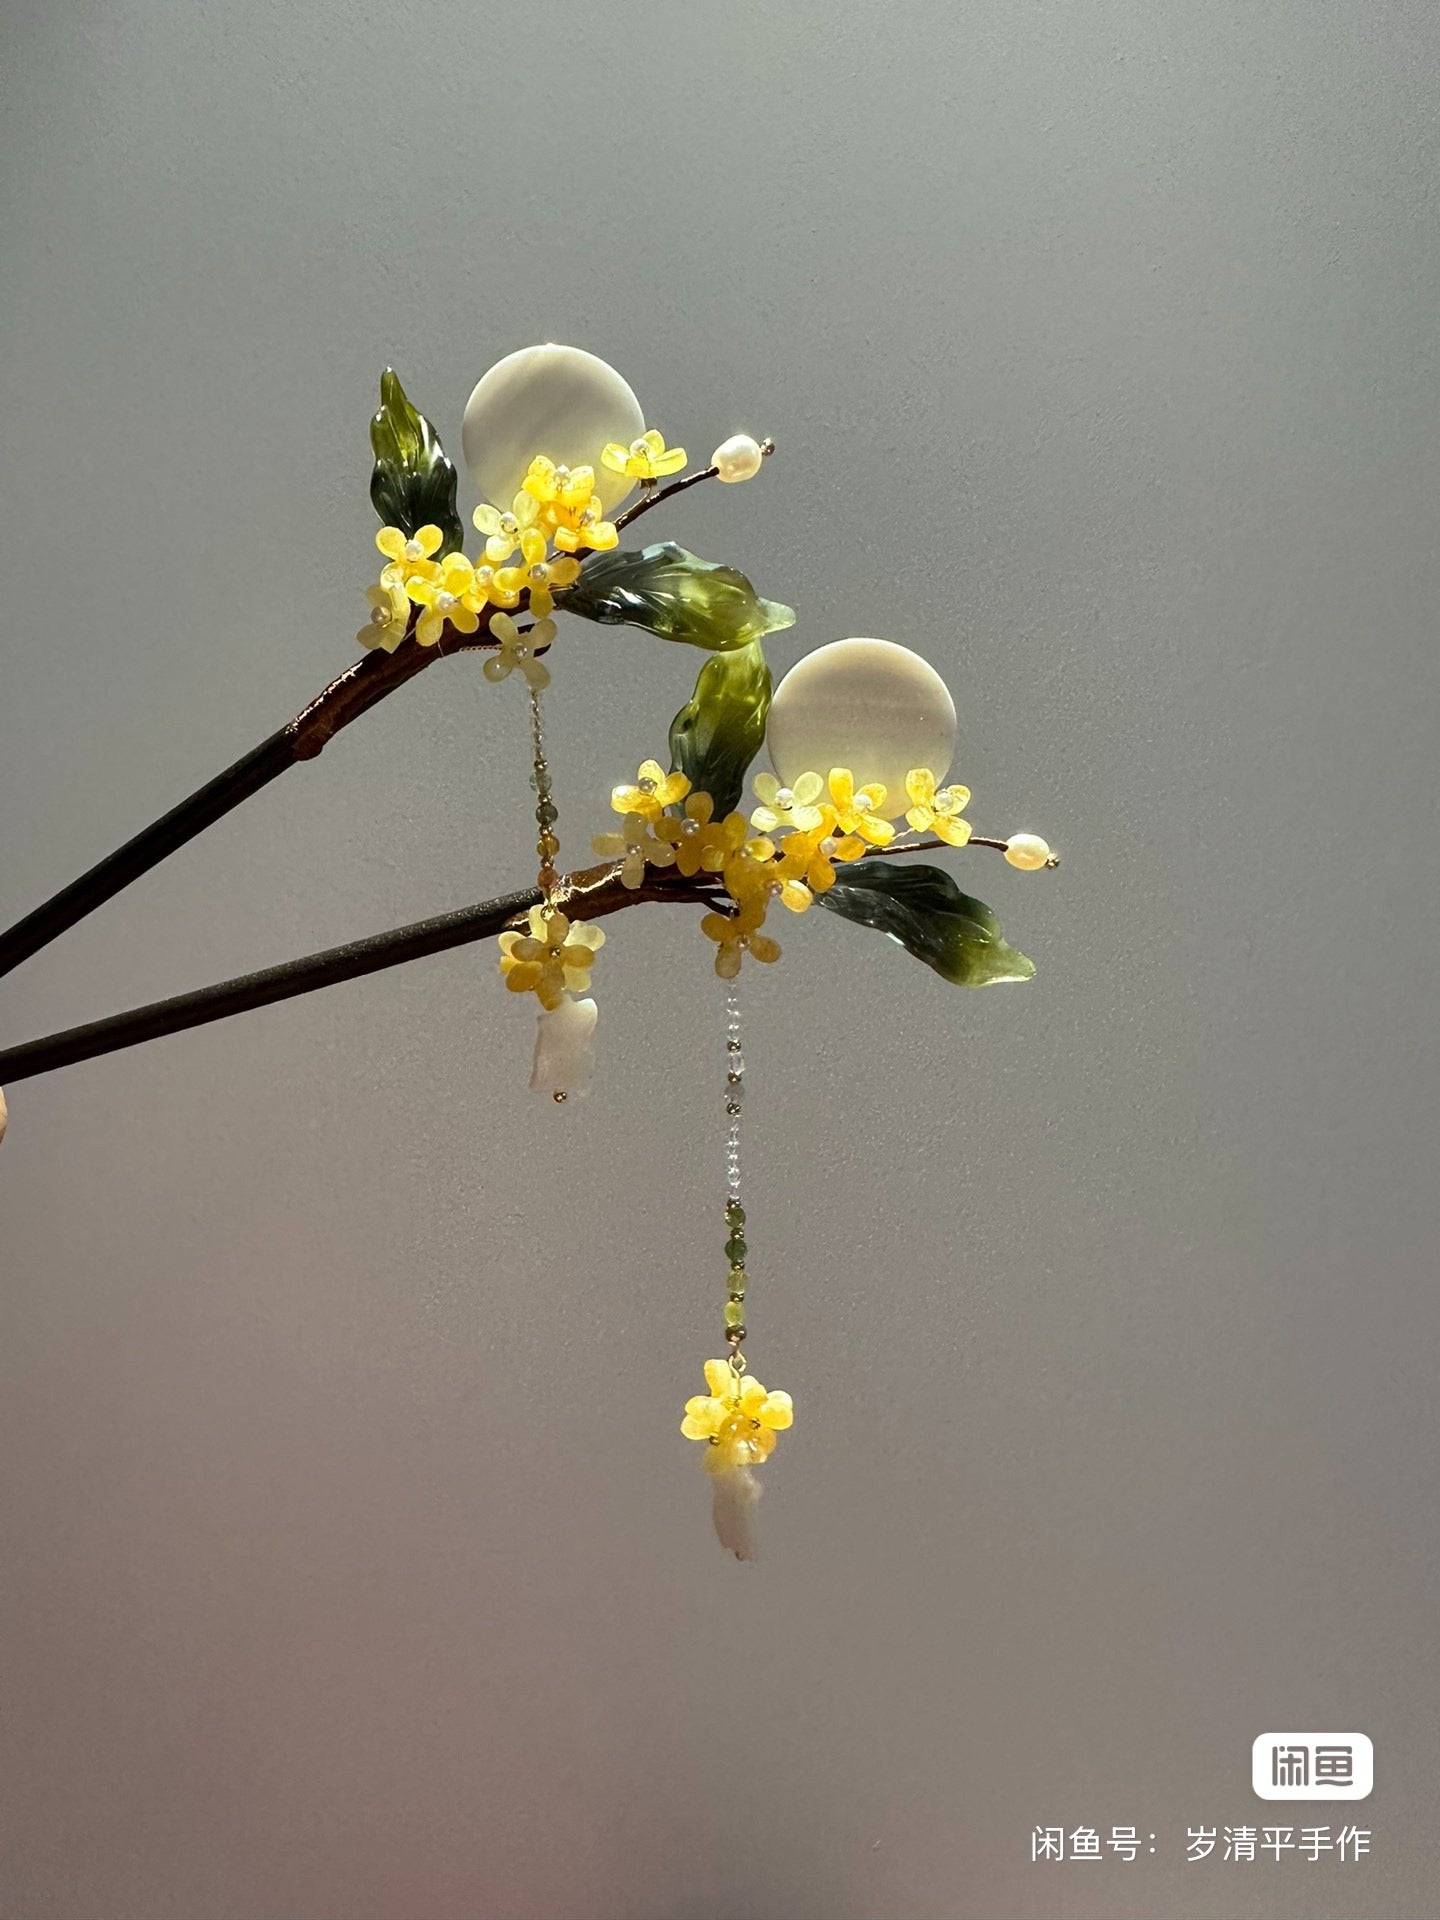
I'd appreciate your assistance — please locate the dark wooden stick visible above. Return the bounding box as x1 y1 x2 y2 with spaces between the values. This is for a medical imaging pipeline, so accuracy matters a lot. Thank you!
0 863 718 1086
0 829 1026 1087
0 448 775 981
0 630 493 981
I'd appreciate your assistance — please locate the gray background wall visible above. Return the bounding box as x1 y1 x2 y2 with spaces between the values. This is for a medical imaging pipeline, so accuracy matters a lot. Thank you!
2 3 1437 1917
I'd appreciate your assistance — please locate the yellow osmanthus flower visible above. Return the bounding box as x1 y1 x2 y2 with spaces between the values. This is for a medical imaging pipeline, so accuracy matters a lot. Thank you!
681 1358 794 1473
750 769 826 834
591 811 678 890
484 612 554 689
497 905 604 1011
472 489 541 564
654 792 750 878
409 552 483 647
701 894 781 979
464 559 519 611
358 578 411 652
519 549 581 618
601 428 687 481
522 456 620 553
611 759 692 821
376 523 443 592
472 491 584 616
827 767 896 855
904 767 972 846
770 818 843 911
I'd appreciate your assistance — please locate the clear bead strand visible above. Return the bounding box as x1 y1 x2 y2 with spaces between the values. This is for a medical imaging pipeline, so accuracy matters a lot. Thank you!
722 980 748 1361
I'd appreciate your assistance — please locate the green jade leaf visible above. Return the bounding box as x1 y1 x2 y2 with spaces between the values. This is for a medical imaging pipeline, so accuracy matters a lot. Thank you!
558 542 795 652
668 641 773 818
369 367 464 555
816 859 1036 987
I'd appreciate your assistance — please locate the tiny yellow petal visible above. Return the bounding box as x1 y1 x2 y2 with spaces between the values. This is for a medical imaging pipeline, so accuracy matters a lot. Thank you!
933 815 972 846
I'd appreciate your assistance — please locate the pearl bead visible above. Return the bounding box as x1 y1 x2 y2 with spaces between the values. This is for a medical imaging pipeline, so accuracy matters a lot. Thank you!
1004 833 1052 871
767 638 957 804
462 344 644 515
711 433 764 483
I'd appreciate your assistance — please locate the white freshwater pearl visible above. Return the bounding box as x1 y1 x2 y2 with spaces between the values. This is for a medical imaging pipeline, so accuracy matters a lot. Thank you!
711 433 763 483
1004 833 1052 871
766 638 957 805
462 344 644 515
529 996 598 1099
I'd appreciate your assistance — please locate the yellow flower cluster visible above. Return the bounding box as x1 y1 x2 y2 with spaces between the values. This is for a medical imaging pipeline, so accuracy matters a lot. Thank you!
592 760 976 980
518 456 620 555
681 1357 793 1474
498 904 604 1011
360 446 630 655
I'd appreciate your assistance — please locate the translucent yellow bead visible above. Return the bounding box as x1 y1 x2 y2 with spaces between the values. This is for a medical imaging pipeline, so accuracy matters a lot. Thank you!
1004 833 1052 871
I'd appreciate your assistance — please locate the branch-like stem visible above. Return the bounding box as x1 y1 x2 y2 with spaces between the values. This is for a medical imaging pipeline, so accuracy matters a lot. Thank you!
0 862 720 1086
611 438 772 536
0 831 1038 1087
0 616 520 981
614 465 719 533
0 443 779 979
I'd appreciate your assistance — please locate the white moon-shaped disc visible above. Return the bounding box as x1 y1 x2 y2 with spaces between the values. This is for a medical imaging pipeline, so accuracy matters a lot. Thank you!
461 343 645 514
767 638 957 806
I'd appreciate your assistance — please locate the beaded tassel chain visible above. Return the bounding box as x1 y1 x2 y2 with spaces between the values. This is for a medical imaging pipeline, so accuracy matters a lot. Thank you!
680 977 794 1559
529 686 561 901
722 982 749 1347
496 674 605 1098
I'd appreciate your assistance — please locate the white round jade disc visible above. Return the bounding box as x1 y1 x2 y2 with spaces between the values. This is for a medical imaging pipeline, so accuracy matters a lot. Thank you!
462 343 645 514
767 638 957 805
